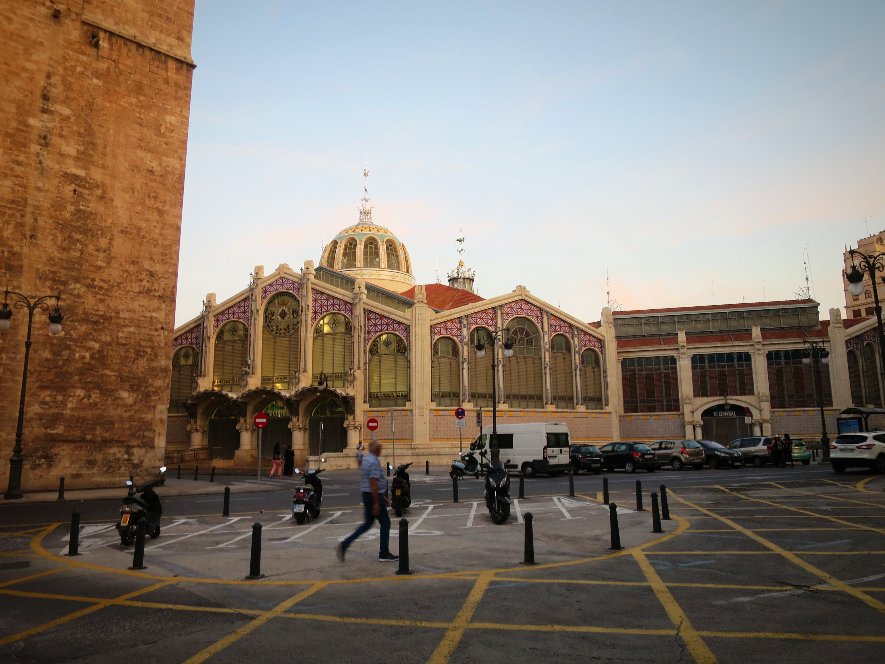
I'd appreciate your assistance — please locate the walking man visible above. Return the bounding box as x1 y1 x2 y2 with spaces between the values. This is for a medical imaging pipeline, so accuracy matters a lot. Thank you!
335 440 398 562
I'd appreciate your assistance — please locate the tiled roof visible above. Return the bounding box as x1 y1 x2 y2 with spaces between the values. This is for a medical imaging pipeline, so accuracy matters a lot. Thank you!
615 299 816 316
400 284 485 311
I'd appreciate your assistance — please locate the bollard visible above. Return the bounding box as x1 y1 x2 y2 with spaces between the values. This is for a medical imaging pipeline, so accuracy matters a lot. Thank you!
129 518 147 570
177 464 181 479
608 503 622 550
67 511 81 556
57 477 65 501
660 484 670 520
223 486 231 517
635 480 644 511
426 460 430 475
522 512 536 565
568 469 575 497
518 472 525 499
603 477 610 505
210 466 216 483
247 523 263 579
452 474 459 503
396 518 412 575
194 466 199 481
651 492 663 533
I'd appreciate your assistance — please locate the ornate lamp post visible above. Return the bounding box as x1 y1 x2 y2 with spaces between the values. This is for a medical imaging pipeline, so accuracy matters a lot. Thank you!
802 338 830 462
0 290 63 499
475 328 513 464
845 249 885 388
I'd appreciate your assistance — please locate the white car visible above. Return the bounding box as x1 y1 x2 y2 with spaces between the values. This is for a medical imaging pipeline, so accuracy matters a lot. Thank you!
830 432 885 474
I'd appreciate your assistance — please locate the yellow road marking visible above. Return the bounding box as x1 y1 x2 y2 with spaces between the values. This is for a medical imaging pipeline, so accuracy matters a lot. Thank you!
182 582 327 664
429 571 493 664
771 482 885 508
633 550 718 663
857 475 883 493
0 568 62 589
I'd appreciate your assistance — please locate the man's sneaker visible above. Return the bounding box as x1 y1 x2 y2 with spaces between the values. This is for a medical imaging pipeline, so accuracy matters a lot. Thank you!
335 543 345 563
378 552 399 562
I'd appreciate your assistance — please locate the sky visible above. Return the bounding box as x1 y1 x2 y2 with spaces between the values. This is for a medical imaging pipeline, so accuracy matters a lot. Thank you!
175 0 885 328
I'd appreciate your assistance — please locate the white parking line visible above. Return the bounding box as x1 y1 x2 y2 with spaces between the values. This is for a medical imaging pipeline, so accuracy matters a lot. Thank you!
513 498 523 524
464 501 480 528
552 496 573 519
150 517 246 550
409 505 434 533
281 511 344 542
208 514 293 548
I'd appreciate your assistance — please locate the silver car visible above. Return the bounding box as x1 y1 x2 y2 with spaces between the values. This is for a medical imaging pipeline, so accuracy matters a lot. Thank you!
728 436 773 467
647 440 705 470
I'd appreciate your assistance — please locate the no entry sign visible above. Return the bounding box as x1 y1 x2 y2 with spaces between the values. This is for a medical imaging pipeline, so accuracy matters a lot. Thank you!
455 407 466 419
253 411 269 429
366 417 379 431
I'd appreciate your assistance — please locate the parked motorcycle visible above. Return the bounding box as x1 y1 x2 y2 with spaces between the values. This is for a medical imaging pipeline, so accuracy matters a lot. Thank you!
449 444 488 480
292 466 324 524
116 466 167 546
391 462 412 517
484 460 511 525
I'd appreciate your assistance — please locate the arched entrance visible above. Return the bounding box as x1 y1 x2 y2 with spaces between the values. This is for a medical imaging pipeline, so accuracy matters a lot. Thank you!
701 403 752 444
207 402 240 459
259 399 291 460
308 397 346 456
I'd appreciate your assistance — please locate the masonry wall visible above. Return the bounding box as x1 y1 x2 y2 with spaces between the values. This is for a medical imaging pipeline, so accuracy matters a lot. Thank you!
0 0 195 490
619 414 685 442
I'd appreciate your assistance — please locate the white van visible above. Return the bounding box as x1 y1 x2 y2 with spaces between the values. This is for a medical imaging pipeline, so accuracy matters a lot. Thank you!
470 422 571 476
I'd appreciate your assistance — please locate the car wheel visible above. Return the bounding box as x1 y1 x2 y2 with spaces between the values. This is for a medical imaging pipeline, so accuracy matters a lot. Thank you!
625 461 636 473
671 458 683 471
875 455 885 474
752 456 764 468
832 461 845 474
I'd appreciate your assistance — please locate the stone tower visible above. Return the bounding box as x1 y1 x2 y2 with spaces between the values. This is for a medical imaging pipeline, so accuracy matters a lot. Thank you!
0 1 196 492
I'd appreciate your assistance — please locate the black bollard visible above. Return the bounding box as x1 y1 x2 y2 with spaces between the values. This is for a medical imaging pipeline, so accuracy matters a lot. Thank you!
247 523 263 579
210 466 216 483
603 476 610 505
223 486 231 517
129 518 147 570
426 460 430 475
660 484 670 520
177 464 181 479
608 503 622 550
396 518 411 575
518 472 525 499
651 492 663 533
67 511 81 556
568 469 575 497
522 512 536 565
635 480 644 511
194 466 199 481
57 477 65 501
452 474 459 503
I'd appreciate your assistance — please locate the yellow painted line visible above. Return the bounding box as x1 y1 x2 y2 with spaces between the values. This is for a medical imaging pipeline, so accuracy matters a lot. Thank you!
672 491 885 614
632 550 718 663
697 630 885 643
470 621 674 635
856 475 883 493
0 549 32 557
770 482 885 508
183 582 327 664
428 571 493 664
0 568 63 589
285 612 450 629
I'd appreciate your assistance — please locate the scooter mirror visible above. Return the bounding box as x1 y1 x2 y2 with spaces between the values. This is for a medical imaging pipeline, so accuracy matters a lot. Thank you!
294 468 301 475
125 480 133 487
159 466 167 473
321 457 326 462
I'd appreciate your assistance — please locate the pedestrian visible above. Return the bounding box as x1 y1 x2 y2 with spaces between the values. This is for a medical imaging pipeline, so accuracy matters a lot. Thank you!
335 440 398 563
770 436 782 467
783 433 794 468
283 444 295 477
269 442 282 477
355 441 365 466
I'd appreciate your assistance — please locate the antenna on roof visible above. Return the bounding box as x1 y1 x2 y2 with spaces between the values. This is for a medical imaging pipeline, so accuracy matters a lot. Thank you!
795 245 814 299
605 269 622 311
359 166 373 224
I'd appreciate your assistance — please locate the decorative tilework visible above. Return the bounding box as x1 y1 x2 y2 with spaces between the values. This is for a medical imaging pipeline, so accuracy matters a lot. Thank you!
173 323 202 351
549 315 573 337
579 330 604 353
432 318 462 342
503 300 542 327
365 309 410 346
468 308 496 330
311 289 353 325
846 326 878 352
213 297 251 332
262 276 301 302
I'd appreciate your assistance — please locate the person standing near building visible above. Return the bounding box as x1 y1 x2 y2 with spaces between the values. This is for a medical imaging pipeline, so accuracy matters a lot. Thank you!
283 444 295 476
335 440 398 562
269 443 283 477
770 436 783 467
783 433 794 468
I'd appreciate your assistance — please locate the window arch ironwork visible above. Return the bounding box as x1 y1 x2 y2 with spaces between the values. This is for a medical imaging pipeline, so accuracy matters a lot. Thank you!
313 313 353 388
341 238 357 269
847 349 864 406
363 237 380 268
367 333 409 406
385 240 400 271
621 356 678 413
170 346 197 412
468 327 493 407
862 343 882 407
549 333 574 408
213 321 248 392
503 317 543 409
432 337 460 406
261 292 301 390
580 349 603 409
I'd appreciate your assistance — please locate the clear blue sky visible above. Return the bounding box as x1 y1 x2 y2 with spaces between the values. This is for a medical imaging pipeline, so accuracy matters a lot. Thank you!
176 0 885 327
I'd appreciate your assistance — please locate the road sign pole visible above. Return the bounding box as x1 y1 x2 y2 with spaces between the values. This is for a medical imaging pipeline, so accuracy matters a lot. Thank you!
392 409 396 469
257 427 262 485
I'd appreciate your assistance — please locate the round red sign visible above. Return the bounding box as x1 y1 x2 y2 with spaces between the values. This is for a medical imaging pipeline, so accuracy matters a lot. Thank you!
366 417 379 431
455 407 466 420
253 412 269 429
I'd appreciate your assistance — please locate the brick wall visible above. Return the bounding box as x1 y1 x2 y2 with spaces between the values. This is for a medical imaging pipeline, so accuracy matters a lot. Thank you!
619 414 684 441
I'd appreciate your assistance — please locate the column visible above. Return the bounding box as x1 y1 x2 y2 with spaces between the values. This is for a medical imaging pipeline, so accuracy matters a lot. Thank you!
750 326 772 435
290 422 309 468
187 420 205 450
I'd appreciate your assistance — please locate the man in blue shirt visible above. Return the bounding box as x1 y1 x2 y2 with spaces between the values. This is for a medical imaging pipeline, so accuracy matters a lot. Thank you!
336 440 398 562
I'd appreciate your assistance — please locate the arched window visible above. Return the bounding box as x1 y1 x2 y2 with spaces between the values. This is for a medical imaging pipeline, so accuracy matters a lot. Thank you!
432 337 460 406
402 246 412 274
324 240 338 268
261 292 301 390
342 239 357 269
549 334 574 408
213 321 248 392
503 317 543 408
862 343 882 406
312 313 353 388
385 240 400 271
848 349 864 406
368 333 409 407
581 349 603 409
468 327 493 407
170 346 197 412
363 237 380 268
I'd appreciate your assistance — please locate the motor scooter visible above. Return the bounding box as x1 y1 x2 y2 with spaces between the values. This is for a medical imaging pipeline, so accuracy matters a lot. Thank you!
116 466 167 545
391 462 412 517
484 460 511 525
449 443 488 479
292 466 324 524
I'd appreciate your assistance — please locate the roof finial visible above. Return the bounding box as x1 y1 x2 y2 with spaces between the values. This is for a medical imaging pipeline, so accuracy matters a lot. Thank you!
359 167 373 224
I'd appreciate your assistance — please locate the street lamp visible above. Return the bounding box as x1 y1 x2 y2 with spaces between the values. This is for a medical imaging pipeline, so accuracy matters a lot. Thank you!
1 290 63 499
475 328 513 465
845 249 885 388
802 338 830 462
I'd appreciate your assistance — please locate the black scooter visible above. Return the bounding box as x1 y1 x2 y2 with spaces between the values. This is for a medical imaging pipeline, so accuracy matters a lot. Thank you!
391 462 412 517
484 460 511 525
116 466 167 546
449 444 488 480
292 467 324 524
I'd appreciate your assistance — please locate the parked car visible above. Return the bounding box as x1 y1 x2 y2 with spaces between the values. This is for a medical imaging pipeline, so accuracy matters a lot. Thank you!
830 432 885 473
790 439 812 465
696 439 744 468
598 442 657 473
570 444 603 474
728 436 773 467
647 440 705 470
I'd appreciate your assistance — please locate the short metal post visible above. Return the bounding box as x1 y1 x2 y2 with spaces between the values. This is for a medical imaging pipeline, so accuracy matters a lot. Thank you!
635 480 644 511
518 472 525 499
452 474 459 503
603 476 610 505
396 518 411 575
247 523 263 579
177 464 181 479
210 466 216 483
128 475 135 496
568 469 575 497
67 511 80 556
129 518 147 570
660 484 670 520
425 460 430 475
57 477 65 501
608 503 622 550
651 492 663 533
194 466 199 481
223 486 231 517
522 512 536 565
